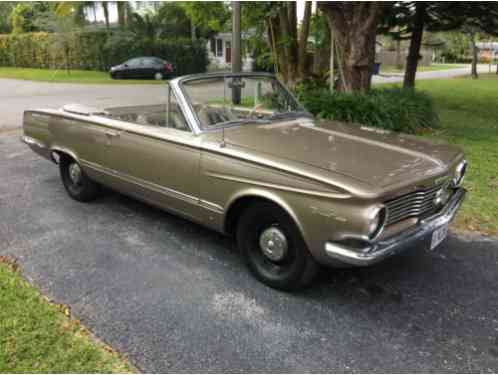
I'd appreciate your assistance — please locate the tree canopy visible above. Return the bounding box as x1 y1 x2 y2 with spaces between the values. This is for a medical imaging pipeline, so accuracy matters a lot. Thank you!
380 2 498 86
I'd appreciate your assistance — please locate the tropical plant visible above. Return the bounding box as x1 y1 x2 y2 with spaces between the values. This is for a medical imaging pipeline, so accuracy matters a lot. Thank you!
295 82 439 133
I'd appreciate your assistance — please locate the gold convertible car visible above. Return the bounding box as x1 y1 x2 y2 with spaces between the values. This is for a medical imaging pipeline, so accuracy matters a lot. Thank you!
22 73 467 290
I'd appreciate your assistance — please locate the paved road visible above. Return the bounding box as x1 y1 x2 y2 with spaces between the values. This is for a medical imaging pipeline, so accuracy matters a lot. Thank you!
1 130 497 372
0 79 167 131
373 64 492 84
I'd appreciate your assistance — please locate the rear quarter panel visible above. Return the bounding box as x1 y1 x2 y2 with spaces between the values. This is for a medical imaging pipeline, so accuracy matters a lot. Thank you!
23 111 54 161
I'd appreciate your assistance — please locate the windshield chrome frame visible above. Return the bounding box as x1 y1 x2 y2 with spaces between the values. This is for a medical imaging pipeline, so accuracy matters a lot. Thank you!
169 72 309 134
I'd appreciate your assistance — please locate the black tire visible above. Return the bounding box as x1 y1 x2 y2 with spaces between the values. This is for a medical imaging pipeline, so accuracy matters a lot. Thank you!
236 201 319 291
59 155 100 202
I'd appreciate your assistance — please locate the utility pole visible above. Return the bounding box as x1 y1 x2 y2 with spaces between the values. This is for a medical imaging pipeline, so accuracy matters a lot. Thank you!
231 1 241 104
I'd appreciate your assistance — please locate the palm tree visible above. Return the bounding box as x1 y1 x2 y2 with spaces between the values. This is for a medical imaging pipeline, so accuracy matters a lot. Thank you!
102 1 110 30
117 1 130 28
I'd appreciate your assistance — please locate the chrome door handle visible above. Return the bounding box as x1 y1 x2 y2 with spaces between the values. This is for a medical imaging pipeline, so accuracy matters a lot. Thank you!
105 130 120 138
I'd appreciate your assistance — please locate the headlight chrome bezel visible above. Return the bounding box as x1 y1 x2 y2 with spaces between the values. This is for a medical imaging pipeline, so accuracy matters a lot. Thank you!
452 160 467 187
367 205 387 241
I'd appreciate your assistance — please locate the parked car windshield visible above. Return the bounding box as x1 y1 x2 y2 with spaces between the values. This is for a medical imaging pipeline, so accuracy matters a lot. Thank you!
181 75 308 130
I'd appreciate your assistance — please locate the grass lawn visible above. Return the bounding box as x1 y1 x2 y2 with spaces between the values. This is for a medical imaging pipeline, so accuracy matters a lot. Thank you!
0 259 133 373
380 64 466 74
413 74 498 236
0 67 163 85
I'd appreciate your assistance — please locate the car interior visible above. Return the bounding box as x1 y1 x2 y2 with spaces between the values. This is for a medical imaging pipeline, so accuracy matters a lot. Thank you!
104 104 190 131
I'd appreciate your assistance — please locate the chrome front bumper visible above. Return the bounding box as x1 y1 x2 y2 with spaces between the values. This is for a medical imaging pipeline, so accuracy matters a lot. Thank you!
324 188 466 266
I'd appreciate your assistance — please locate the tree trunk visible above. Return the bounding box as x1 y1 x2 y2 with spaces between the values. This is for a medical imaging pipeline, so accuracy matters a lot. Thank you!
265 2 312 86
395 38 402 70
330 25 335 91
298 1 312 80
403 3 426 89
267 16 287 77
102 2 110 30
319 2 381 93
92 3 97 23
65 46 70 75
278 4 298 86
311 19 331 79
469 32 479 79
117 2 126 28
190 21 196 42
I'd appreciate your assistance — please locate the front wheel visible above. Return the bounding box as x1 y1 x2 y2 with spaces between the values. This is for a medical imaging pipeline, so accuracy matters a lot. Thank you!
236 202 319 291
60 156 100 202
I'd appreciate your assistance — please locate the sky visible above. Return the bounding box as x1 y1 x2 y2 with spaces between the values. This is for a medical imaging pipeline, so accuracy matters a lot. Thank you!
297 1 317 23
89 1 317 26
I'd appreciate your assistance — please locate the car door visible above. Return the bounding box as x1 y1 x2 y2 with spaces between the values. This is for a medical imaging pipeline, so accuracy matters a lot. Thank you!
101 93 202 220
142 58 157 78
125 58 143 78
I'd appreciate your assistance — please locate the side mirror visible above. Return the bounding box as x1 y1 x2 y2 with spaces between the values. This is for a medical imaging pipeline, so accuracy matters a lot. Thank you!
124 64 128 68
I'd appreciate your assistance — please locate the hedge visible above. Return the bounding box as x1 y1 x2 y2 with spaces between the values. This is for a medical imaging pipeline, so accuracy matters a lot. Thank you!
294 81 439 134
0 31 208 76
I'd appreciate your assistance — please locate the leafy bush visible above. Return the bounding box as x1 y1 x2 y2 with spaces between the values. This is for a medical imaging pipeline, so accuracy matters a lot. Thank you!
0 31 208 76
294 82 439 133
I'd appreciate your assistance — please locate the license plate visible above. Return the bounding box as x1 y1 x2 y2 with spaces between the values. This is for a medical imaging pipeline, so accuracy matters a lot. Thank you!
430 225 448 250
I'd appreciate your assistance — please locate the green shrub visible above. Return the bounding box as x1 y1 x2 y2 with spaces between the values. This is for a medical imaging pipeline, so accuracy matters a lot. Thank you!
294 82 439 133
0 31 208 76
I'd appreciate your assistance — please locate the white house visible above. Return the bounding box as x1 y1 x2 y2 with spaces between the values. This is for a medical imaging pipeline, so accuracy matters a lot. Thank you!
207 32 254 72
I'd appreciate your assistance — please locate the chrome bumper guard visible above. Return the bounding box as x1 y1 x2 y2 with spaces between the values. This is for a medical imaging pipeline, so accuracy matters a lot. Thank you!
325 188 466 266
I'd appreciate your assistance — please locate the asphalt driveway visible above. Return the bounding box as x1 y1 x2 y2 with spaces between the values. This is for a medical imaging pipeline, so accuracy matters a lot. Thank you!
1 129 497 372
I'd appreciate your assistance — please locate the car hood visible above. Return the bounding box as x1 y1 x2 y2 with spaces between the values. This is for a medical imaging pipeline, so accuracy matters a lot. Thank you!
222 117 463 189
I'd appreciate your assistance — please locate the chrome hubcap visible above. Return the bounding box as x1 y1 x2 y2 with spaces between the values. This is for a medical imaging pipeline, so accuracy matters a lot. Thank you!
259 227 288 262
68 163 82 185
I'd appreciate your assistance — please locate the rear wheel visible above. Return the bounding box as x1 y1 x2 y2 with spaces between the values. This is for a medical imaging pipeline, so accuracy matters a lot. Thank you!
154 72 164 80
236 202 319 291
59 155 100 202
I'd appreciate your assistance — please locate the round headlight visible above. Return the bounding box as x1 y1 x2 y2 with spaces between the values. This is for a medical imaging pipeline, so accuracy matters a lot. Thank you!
434 185 451 207
367 206 386 239
452 160 467 187
368 215 380 235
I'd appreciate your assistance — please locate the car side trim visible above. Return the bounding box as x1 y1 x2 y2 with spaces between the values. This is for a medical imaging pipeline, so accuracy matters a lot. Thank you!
204 172 351 200
80 159 199 206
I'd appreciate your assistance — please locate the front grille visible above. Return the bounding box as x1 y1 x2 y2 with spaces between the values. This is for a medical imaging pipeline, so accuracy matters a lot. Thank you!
385 184 443 226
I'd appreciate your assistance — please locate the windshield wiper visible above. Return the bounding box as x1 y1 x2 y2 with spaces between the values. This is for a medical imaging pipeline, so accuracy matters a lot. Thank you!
216 118 270 127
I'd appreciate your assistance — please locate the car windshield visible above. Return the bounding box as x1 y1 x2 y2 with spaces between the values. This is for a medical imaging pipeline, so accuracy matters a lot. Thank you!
180 75 308 130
